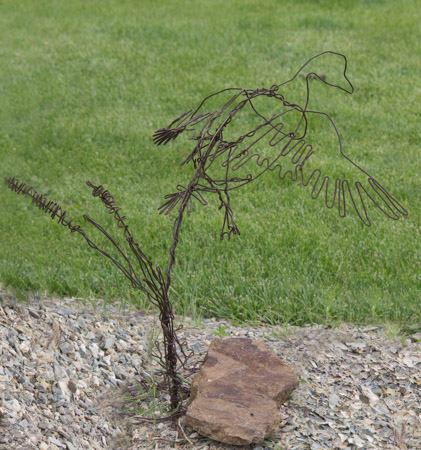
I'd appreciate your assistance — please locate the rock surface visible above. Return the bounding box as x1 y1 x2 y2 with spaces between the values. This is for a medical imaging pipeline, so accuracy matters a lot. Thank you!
185 337 299 445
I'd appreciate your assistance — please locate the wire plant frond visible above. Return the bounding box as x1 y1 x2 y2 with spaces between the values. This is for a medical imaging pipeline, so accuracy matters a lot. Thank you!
6 175 195 415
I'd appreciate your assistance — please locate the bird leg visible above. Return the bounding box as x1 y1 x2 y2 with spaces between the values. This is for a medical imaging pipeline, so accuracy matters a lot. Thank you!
217 190 240 240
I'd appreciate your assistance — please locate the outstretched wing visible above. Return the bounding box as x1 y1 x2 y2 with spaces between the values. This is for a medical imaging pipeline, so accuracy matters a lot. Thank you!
297 156 408 226
293 111 408 226
203 101 408 227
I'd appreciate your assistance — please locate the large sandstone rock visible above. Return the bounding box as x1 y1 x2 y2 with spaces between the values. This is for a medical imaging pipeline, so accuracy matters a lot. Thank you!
185 337 299 445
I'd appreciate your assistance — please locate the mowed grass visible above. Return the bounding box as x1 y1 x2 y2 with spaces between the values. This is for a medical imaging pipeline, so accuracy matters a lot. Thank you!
0 0 419 328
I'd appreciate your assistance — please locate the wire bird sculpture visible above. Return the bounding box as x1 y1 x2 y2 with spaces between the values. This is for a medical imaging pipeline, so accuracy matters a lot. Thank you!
6 51 408 418
154 50 407 239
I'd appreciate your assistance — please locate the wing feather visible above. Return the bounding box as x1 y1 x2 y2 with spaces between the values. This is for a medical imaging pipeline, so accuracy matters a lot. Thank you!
297 160 408 225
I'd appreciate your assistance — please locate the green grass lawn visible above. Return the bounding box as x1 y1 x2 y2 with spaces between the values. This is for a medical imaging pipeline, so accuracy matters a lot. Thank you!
0 0 419 329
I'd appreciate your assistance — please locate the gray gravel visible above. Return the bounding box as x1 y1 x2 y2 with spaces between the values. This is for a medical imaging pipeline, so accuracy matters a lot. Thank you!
0 290 419 450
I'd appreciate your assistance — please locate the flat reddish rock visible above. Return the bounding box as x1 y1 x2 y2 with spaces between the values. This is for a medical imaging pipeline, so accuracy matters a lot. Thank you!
185 337 299 445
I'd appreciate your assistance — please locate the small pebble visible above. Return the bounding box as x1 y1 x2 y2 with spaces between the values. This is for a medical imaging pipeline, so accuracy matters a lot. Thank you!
19 418 29 428
29 309 41 319
57 308 77 316
100 336 115 350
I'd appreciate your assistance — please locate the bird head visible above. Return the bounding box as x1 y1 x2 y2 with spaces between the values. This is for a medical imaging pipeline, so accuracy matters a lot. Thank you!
274 51 354 101
297 51 353 95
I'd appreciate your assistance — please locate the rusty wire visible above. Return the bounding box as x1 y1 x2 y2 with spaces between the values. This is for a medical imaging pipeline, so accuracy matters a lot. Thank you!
6 51 409 418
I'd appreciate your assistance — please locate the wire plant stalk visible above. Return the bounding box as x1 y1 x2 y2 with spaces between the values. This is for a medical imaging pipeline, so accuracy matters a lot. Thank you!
161 135 225 409
5 175 193 413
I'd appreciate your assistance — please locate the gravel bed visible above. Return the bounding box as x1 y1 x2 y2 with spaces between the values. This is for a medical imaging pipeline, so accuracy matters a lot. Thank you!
0 291 419 450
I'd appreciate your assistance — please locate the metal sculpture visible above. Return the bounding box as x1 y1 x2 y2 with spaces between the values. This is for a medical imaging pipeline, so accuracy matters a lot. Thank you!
154 51 407 238
6 51 408 417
